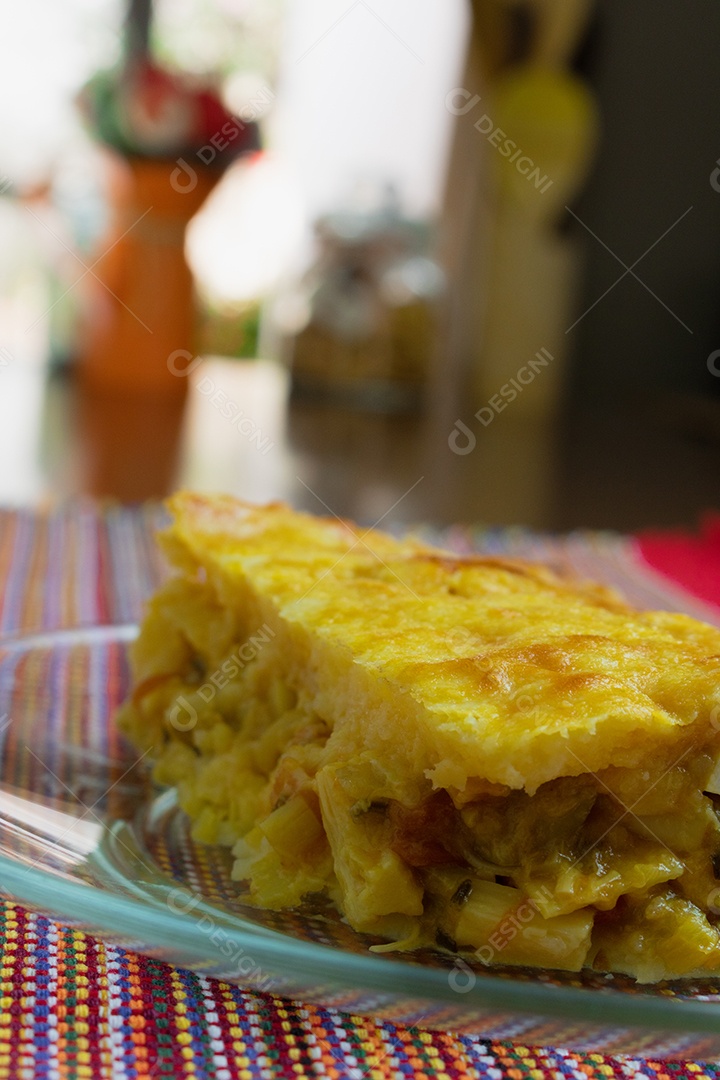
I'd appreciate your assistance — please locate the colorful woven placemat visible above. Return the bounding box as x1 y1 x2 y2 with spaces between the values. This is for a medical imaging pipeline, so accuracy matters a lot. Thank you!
0 502 719 1080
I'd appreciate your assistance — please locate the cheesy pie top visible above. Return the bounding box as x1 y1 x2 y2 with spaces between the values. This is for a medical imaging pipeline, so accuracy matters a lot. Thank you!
161 493 720 797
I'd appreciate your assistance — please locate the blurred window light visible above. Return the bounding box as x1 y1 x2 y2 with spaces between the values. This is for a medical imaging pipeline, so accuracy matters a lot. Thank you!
188 0 469 308
186 153 305 304
272 0 470 220
0 0 122 187
153 0 285 78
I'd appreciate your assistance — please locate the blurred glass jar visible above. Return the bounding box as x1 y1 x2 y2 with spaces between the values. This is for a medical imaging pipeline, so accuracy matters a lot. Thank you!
280 196 444 412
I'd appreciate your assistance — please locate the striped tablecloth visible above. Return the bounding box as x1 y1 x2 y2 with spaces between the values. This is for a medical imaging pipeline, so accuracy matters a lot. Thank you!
0 502 719 1080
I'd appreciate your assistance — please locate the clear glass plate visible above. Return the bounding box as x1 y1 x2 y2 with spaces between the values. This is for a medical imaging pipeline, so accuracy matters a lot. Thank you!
1 625 719 1061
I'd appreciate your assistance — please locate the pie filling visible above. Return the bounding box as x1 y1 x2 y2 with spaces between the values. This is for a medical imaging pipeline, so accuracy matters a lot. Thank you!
118 574 720 984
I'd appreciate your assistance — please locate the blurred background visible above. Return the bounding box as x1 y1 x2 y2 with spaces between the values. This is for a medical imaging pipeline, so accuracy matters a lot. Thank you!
0 0 718 529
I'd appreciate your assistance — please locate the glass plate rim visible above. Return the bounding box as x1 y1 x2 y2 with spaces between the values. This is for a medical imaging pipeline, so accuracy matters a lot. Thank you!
4 849 720 1036
1 623 720 1039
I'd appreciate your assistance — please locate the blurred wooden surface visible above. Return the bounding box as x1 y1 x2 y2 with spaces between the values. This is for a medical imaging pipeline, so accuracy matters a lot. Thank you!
3 354 718 530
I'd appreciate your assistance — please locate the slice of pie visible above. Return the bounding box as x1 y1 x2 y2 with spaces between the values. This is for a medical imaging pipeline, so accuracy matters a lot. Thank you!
116 492 720 981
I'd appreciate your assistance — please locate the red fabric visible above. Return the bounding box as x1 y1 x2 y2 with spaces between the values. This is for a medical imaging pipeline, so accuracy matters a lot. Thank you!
636 514 720 609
